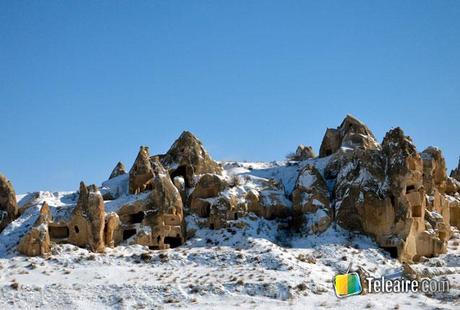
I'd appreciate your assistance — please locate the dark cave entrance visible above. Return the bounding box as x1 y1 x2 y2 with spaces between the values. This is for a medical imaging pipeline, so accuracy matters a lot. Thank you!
123 228 137 240
164 235 182 248
382 246 398 258
126 211 145 224
49 225 69 239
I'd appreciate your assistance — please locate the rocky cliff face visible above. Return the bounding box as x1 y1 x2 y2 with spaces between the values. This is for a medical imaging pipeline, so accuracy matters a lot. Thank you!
6 117 460 263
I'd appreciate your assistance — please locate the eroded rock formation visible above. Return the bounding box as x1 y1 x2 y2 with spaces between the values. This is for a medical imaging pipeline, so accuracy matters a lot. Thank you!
109 161 127 179
292 164 331 233
17 202 51 256
160 131 222 187
129 146 154 194
68 182 106 252
0 174 18 232
291 145 316 161
319 114 380 157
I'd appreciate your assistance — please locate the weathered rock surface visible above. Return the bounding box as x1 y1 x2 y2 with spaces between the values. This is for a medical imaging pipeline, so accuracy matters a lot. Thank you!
421 147 447 195
68 182 106 252
118 159 186 249
291 145 316 161
451 158 460 182
329 126 450 262
189 174 228 216
160 131 222 187
319 115 379 157
109 161 127 179
17 202 51 256
129 146 154 194
292 164 331 233
0 174 18 232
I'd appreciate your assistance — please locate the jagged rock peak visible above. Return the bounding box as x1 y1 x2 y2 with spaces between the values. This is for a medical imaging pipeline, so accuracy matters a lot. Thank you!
109 161 126 179
0 173 18 233
319 114 379 157
161 131 222 187
451 157 460 182
129 146 154 194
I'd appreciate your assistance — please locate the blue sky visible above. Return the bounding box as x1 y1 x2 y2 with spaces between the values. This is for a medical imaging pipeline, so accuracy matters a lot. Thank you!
1 1 459 193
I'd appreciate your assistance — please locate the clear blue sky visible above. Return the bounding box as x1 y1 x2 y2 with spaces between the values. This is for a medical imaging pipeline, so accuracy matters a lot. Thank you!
1 1 459 193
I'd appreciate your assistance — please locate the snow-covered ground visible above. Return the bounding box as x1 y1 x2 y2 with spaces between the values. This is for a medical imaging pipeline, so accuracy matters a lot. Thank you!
1 161 459 309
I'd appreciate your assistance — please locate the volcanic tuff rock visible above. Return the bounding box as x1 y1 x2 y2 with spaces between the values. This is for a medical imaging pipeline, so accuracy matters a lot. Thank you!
291 145 316 161
0 174 18 233
68 182 106 252
189 174 228 217
421 147 447 195
17 202 51 257
319 114 380 157
160 131 222 187
291 164 331 233
109 161 127 180
129 146 154 194
6 118 460 264
451 158 460 182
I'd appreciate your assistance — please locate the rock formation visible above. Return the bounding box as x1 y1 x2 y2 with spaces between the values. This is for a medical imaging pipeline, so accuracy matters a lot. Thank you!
319 114 380 157
8 116 459 264
68 182 106 252
421 147 447 195
329 126 451 262
129 146 154 194
0 174 18 232
109 161 127 179
118 159 186 249
291 164 331 233
160 131 222 187
246 181 291 220
189 174 228 217
290 145 316 161
17 202 51 256
451 158 460 182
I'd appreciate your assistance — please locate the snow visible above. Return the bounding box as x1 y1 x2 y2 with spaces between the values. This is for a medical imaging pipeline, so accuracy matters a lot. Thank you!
0 160 459 309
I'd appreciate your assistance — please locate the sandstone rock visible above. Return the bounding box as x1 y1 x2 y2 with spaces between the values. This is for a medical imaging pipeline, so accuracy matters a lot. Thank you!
68 182 106 252
173 176 186 204
104 212 121 248
109 161 127 179
450 158 460 182
319 115 379 157
129 146 154 194
189 173 228 216
161 131 222 187
331 126 449 263
290 145 316 161
421 147 447 195
446 177 460 195
246 182 291 220
17 202 51 257
0 174 18 232
292 164 331 233
119 161 186 249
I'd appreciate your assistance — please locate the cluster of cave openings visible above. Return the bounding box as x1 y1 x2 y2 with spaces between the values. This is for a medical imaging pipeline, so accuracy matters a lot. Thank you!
49 225 69 239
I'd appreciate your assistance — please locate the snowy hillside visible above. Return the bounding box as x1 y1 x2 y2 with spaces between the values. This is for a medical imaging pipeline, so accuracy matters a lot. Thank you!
1 160 459 309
